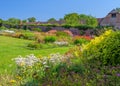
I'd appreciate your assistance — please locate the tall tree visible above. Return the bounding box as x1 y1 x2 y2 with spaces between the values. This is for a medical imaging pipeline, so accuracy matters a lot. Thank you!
7 18 21 25
27 17 36 22
59 18 64 21
22 19 27 24
79 14 98 27
79 14 88 25
48 18 56 22
64 13 80 26
86 15 98 27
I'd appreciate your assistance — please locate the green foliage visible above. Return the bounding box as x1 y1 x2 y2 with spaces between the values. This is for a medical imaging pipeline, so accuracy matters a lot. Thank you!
75 25 94 30
83 30 120 66
22 31 35 40
61 24 71 28
22 19 27 24
32 28 41 32
0 18 2 23
86 16 98 28
12 53 86 86
64 13 80 26
7 18 21 25
79 14 98 28
74 38 89 45
27 42 42 49
27 17 36 22
27 42 64 49
0 26 7 30
64 13 98 28
0 19 3 27
1 33 120 85
47 18 56 23
0 36 69 74
68 60 85 74
44 36 56 43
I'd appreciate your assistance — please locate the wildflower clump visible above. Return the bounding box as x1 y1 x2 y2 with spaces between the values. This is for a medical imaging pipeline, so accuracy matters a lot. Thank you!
14 54 40 67
38 53 69 68
13 53 69 85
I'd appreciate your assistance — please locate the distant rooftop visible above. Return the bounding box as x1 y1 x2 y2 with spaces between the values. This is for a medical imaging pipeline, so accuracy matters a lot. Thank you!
109 8 120 14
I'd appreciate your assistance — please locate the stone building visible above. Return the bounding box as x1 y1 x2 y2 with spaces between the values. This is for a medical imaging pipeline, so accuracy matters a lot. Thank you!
99 8 120 29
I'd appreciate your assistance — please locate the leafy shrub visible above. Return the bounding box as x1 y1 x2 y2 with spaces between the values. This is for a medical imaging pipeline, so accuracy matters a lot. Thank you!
12 32 23 38
32 28 41 32
74 38 89 45
27 42 42 49
12 31 36 40
0 26 7 30
22 31 35 40
44 36 56 43
67 32 120 85
34 32 45 43
83 30 120 66
68 62 85 74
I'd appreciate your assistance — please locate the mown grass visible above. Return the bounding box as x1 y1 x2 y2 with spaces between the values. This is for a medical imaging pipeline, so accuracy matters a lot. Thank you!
0 36 70 73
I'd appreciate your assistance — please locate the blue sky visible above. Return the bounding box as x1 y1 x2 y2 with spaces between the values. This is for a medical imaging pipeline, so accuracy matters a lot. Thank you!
0 0 120 21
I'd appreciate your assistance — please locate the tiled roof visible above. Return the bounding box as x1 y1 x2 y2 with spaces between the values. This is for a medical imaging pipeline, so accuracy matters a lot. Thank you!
109 8 120 14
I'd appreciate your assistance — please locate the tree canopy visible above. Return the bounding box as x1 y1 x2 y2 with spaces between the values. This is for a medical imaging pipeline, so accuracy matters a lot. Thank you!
64 13 80 26
47 18 56 23
64 13 98 28
7 18 21 25
27 17 36 22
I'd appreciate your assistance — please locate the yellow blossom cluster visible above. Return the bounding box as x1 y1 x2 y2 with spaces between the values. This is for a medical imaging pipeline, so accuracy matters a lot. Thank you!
9 79 16 83
83 30 113 50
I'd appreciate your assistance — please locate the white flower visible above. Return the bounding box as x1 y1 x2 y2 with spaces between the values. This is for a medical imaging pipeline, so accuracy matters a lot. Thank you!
14 56 26 66
54 41 68 46
13 54 39 67
3 30 15 33
13 53 69 69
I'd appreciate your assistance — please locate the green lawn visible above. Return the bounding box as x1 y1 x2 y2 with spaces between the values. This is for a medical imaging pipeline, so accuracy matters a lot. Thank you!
0 36 70 73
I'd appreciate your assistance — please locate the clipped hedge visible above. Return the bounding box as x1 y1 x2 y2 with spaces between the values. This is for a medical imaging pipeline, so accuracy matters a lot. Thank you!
83 30 120 66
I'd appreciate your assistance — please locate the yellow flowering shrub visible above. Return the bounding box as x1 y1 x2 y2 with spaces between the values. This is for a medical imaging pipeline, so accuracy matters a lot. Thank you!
83 30 113 50
82 30 120 65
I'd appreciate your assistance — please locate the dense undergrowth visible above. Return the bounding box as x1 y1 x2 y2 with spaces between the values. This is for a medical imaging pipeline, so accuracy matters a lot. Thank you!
0 29 120 86
1 30 119 86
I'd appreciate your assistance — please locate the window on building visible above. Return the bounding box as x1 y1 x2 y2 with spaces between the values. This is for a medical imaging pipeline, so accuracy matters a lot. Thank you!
111 13 116 18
